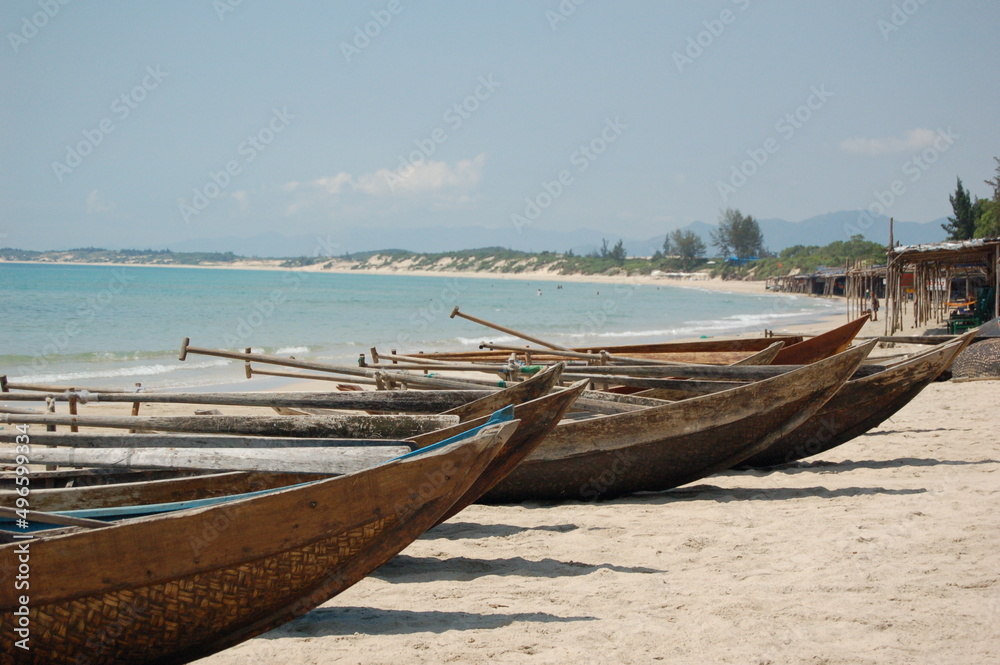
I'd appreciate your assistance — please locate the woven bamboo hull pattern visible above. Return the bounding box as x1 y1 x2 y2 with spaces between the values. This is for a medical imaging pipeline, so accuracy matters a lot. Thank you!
0 423 513 664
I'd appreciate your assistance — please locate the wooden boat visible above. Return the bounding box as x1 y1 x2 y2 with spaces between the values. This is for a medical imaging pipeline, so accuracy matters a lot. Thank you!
406 315 869 366
770 313 869 364
0 421 515 664
478 341 875 502
7 380 589 518
735 333 974 468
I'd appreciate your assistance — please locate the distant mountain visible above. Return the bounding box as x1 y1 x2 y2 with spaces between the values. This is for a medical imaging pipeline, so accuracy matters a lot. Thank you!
156 211 949 258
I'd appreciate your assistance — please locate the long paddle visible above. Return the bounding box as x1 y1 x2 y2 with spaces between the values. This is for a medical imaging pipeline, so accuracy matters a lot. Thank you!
450 306 571 351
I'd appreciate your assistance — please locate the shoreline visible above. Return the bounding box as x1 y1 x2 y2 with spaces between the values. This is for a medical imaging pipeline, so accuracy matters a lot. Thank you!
1 257 773 295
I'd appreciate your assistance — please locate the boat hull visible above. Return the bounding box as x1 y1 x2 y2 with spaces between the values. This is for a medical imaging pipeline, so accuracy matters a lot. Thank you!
480 342 873 502
0 425 511 665
739 337 970 468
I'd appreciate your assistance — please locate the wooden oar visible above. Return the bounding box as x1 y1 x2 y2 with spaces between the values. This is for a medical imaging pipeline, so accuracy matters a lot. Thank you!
450 306 571 351
558 362 885 381
370 349 456 366
246 364 381 387
0 390 497 413
180 339 508 390
0 444 411 475
0 376 132 394
475 341 710 367
0 413 460 438
0 431 418 449
476 340 785 367
858 335 957 345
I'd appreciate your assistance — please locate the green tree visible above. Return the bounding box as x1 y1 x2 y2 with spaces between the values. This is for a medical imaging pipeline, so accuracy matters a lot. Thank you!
974 201 999 238
711 208 763 260
597 238 627 264
975 157 1000 238
609 239 627 264
670 229 706 271
942 177 977 240
661 234 673 256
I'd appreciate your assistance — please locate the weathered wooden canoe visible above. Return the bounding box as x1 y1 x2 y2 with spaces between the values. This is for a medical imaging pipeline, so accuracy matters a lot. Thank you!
0 421 514 665
9 381 589 518
770 314 869 364
479 341 875 502
736 333 973 468
408 316 869 366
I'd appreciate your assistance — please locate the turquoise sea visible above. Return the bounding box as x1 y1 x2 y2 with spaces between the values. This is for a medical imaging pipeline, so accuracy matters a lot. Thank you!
0 263 839 390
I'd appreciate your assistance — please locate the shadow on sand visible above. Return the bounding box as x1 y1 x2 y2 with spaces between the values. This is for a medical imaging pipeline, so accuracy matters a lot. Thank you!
272 607 597 638
426 521 578 541
372 555 663 583
627 484 928 504
727 457 1000 476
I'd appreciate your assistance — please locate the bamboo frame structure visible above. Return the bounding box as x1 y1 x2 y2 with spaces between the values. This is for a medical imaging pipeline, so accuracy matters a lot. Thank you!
884 238 1000 334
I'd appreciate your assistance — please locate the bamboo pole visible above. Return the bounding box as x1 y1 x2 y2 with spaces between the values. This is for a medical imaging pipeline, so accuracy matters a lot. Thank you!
247 364 380 386
0 390 498 412
450 306 570 351
0 377 130 394
179 338 507 390
45 396 57 471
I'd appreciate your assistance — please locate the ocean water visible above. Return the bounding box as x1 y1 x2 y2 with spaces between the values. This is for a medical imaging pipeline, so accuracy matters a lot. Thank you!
0 263 839 390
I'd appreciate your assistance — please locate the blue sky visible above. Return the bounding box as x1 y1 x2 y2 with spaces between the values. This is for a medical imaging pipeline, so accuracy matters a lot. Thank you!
2 0 998 251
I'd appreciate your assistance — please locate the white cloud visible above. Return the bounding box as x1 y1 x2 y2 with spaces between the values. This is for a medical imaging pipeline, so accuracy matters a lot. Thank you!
288 154 486 198
85 190 115 214
231 190 249 209
839 128 937 156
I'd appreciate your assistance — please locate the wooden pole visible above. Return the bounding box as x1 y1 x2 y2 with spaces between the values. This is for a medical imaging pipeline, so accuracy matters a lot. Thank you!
449 306 571 351
178 338 505 390
248 364 380 386
45 396 57 471
3 412 460 439
68 394 79 433
0 390 499 412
